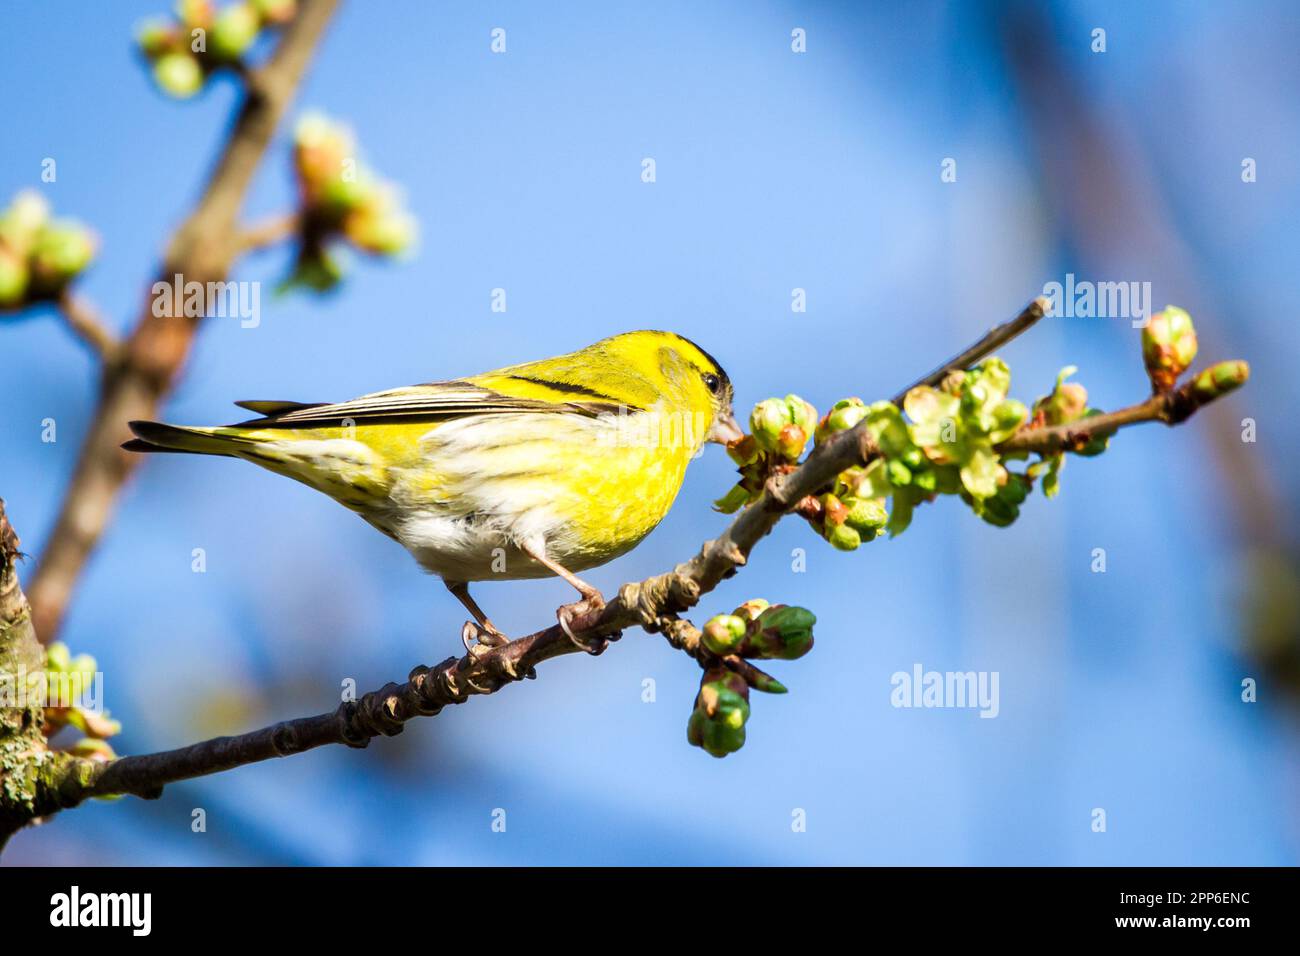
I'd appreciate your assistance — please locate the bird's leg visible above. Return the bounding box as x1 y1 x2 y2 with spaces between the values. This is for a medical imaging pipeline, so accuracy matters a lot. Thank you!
446 580 510 649
520 542 609 654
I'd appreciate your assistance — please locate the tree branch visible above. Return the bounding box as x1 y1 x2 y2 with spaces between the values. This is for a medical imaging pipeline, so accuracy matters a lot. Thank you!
26 0 339 644
1 297 1247 834
57 420 880 802
890 295 1050 405
55 290 120 361
997 368 1243 456
25 299 1059 808
0 500 72 851
234 212 301 255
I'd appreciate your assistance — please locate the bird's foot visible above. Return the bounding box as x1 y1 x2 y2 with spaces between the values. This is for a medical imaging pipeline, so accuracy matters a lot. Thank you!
557 590 610 655
461 620 511 656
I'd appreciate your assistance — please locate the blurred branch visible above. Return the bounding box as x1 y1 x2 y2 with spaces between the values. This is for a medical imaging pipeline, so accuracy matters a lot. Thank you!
26 0 339 644
234 212 301 255
55 289 120 361
2 297 1244 820
996 6 1297 692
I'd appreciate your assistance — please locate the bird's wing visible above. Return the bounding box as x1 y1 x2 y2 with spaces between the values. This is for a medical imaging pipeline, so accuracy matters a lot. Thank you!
232 380 627 428
233 399 320 416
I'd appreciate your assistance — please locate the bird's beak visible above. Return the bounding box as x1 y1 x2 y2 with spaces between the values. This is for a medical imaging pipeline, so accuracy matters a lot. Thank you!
707 411 744 445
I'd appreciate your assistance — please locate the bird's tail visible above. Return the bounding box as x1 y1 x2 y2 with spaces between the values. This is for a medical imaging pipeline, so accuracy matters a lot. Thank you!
124 420 254 457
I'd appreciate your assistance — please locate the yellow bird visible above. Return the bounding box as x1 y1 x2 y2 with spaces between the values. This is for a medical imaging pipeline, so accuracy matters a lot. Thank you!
125 330 742 646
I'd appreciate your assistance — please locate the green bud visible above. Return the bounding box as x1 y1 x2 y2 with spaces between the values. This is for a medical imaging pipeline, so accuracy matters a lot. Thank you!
750 398 791 453
820 492 848 526
1054 383 1088 422
1142 306 1198 391
701 614 749 655
295 111 345 150
210 3 261 61
1073 409 1110 457
344 207 417 256
686 709 705 748
1 190 51 242
252 0 297 24
865 401 916 459
137 19 177 57
843 496 887 535
46 642 72 672
990 399 1028 442
998 472 1030 506
785 394 818 433
815 398 867 444
687 709 746 757
1190 360 1249 402
0 247 28 308
176 0 215 28
979 356 1011 384
293 115 355 200
153 52 204 98
688 670 751 758
708 692 748 727
775 422 808 461
68 653 97 678
825 522 861 551
979 494 1019 528
959 359 1012 426
1035 367 1088 426
316 171 377 218
885 458 912 487
732 598 770 622
29 225 95 291
753 604 816 660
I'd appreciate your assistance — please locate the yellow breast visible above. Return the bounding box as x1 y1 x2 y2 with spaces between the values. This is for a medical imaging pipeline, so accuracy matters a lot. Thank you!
546 423 696 566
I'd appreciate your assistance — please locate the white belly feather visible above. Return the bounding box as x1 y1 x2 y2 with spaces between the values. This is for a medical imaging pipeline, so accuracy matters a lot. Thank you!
386 411 613 582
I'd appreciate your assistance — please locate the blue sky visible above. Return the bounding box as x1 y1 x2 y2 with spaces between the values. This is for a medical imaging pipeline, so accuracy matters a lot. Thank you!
2 0 1297 864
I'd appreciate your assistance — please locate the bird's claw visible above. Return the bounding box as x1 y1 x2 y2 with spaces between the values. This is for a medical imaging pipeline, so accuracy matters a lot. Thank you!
557 593 609 655
461 620 510 656
458 624 527 684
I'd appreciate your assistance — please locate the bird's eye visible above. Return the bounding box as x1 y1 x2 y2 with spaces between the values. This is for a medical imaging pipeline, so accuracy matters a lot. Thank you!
702 372 722 394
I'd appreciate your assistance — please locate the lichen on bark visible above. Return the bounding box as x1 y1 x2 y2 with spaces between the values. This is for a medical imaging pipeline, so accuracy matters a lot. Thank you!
0 501 63 847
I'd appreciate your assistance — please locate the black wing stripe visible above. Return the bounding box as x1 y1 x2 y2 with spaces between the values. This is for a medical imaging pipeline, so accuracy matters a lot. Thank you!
505 375 639 409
